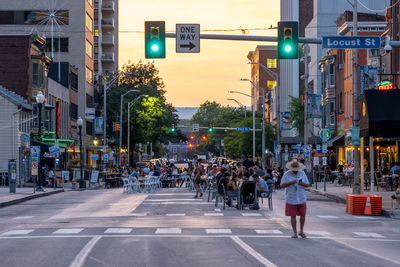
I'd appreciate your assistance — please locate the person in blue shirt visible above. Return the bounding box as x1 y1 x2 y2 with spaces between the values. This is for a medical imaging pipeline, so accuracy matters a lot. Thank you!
253 174 268 197
390 162 400 174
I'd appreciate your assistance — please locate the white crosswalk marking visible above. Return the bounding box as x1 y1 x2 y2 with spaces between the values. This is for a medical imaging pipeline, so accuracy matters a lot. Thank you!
104 228 132 234
2 230 34 235
53 228 83 234
13 216 35 220
255 230 283 234
307 231 332 236
353 232 384 238
242 213 262 217
129 213 147 217
317 215 338 219
165 213 186 216
214 208 221 212
204 213 224 216
353 216 377 220
155 228 182 234
206 229 232 234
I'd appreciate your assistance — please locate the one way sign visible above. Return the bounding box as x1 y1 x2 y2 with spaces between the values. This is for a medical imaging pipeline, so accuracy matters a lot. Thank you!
176 24 200 53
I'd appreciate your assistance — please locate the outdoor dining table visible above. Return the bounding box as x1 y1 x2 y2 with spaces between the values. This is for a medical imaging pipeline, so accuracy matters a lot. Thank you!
383 174 399 191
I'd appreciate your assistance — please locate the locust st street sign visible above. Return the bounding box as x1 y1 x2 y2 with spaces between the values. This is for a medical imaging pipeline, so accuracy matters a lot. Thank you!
176 24 200 53
322 36 380 49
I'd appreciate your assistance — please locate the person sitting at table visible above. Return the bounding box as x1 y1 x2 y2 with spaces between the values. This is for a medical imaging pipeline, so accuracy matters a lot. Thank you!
130 168 139 178
390 162 400 174
226 173 239 207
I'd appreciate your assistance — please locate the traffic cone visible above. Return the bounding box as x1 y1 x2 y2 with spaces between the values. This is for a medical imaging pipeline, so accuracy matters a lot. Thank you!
364 196 372 215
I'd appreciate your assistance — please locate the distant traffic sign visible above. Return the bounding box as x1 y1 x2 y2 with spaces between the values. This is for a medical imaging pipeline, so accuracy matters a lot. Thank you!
322 36 380 49
176 24 200 53
192 123 199 132
236 127 250 132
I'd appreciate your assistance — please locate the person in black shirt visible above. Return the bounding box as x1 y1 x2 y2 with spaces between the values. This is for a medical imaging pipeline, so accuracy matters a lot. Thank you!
243 155 255 169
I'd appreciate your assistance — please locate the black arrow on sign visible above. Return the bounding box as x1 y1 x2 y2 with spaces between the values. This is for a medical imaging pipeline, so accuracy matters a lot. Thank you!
180 42 196 50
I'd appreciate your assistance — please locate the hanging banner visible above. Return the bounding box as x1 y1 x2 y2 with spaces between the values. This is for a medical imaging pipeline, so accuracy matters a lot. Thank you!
281 112 292 131
94 117 104 134
309 94 322 118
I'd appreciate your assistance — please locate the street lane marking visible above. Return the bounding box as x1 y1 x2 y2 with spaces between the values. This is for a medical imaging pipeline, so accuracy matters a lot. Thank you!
353 216 378 220
104 228 132 234
50 215 71 219
165 213 186 216
255 230 283 235
54 228 84 234
144 202 211 205
13 216 34 220
155 228 182 234
242 213 262 217
353 232 384 238
88 213 111 218
231 236 277 267
2 230 34 236
69 236 101 267
206 229 232 234
204 213 224 216
317 215 338 219
214 208 221 212
129 213 147 217
144 199 202 202
307 231 332 236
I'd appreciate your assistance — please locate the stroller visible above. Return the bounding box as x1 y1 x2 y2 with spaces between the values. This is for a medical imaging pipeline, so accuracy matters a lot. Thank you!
238 181 258 210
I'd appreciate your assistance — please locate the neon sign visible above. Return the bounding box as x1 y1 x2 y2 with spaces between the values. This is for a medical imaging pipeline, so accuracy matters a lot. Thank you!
378 80 393 90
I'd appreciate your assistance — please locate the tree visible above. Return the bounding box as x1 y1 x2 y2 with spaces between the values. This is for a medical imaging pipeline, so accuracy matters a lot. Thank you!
288 96 304 136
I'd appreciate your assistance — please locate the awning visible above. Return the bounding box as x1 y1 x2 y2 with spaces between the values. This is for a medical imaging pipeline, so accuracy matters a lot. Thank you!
328 135 344 147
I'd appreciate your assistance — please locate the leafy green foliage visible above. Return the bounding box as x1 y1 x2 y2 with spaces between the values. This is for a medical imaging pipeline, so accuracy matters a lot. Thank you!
288 96 304 136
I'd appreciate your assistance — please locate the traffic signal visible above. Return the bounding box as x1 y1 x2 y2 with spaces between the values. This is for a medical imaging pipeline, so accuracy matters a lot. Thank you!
208 124 214 133
202 135 207 141
278 21 298 59
190 135 195 140
188 143 193 148
170 124 176 132
145 21 166 58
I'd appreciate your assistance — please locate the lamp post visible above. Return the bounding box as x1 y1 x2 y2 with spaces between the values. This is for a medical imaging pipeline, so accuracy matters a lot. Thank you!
240 78 258 163
35 91 45 191
227 98 246 118
119 89 139 166
248 62 280 168
127 95 147 166
77 117 84 189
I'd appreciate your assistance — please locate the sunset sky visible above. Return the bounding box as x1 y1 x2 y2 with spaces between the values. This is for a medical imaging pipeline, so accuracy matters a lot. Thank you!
119 0 280 107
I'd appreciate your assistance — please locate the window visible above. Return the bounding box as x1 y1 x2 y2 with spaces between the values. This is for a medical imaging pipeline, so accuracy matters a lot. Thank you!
85 67 93 84
87 0 93 7
70 103 78 120
85 39 93 58
70 72 78 91
267 80 277 90
86 93 94 108
0 10 69 25
86 121 93 135
32 63 39 86
329 62 335 87
266 58 277 69
86 13 93 32
45 38 68 52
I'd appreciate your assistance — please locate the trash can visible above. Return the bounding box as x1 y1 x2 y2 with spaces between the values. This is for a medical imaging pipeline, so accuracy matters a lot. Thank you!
8 159 16 193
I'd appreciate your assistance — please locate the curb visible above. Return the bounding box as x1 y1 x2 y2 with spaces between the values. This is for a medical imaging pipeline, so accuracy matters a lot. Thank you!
0 189 64 208
307 187 346 204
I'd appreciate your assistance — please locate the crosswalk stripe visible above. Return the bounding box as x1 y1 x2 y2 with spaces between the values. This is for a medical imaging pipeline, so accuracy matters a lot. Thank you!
155 228 182 234
317 215 338 219
242 213 262 217
255 230 283 235
13 216 35 220
307 230 332 236
104 228 132 234
214 208 221 212
353 232 384 238
165 213 186 216
353 216 378 220
204 213 224 216
206 229 232 234
53 228 84 234
2 230 34 235
129 213 147 217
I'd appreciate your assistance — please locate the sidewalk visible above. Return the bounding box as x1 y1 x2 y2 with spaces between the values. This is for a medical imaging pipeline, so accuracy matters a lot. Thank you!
0 187 64 208
307 182 400 218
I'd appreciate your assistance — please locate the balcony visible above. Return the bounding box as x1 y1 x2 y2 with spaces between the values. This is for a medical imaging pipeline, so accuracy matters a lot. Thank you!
102 35 115 45
102 1 115 12
101 19 114 29
101 53 114 62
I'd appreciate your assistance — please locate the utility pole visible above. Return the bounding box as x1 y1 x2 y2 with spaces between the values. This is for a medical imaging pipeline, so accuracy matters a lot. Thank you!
352 0 361 194
253 77 256 160
304 44 309 148
262 86 266 168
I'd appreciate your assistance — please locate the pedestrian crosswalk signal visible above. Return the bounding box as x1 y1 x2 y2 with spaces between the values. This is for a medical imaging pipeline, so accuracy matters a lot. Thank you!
278 21 298 59
145 21 166 58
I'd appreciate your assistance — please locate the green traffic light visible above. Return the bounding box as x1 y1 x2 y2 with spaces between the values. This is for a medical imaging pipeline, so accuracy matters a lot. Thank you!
171 128 175 132
208 128 213 132
152 44 159 51
284 44 292 52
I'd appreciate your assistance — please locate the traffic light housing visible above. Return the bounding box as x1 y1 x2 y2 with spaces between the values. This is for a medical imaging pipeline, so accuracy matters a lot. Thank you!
208 124 213 133
145 21 166 58
170 124 176 132
278 21 299 59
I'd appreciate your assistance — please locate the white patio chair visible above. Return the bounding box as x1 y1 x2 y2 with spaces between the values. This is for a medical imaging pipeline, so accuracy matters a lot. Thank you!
122 178 130 193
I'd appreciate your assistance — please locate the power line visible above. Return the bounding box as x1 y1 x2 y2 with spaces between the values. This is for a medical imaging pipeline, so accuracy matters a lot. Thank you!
357 0 400 13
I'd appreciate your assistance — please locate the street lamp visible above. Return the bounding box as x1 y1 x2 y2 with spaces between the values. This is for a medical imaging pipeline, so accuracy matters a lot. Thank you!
248 61 280 169
227 98 246 118
239 79 257 161
35 91 45 191
127 94 148 166
77 117 84 189
119 89 140 165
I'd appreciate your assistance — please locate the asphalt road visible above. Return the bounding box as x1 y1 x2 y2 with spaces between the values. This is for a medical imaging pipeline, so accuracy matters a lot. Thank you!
0 185 399 267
